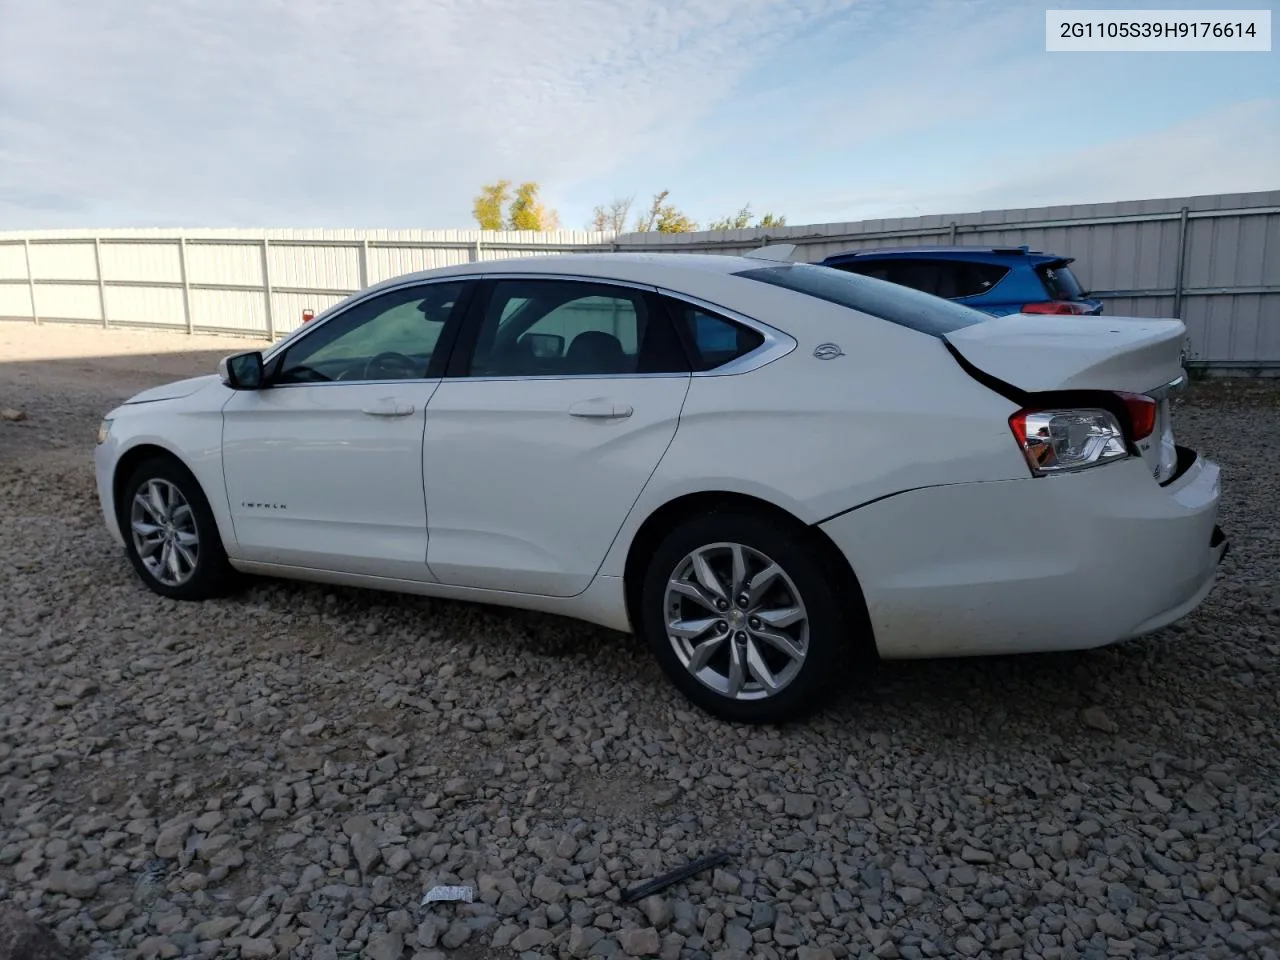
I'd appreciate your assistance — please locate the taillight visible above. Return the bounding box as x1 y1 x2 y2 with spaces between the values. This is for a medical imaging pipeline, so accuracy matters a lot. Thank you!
1116 392 1157 441
1009 408 1128 475
1021 301 1092 315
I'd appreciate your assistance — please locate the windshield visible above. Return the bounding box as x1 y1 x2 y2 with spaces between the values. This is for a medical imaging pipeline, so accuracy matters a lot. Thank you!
1038 261 1086 300
734 262 988 337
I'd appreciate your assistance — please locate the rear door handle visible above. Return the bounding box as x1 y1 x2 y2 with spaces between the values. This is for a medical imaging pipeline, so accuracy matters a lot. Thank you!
569 399 633 419
361 399 415 417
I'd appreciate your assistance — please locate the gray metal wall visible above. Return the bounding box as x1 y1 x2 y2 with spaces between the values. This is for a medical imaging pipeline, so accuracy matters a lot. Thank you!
1 191 1276 368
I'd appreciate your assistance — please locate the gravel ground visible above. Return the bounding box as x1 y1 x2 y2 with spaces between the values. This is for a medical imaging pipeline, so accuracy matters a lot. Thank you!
1 323 1278 960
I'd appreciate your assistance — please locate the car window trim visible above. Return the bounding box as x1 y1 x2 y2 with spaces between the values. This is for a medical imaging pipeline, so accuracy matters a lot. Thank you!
262 277 477 388
444 274 691 382
653 289 796 377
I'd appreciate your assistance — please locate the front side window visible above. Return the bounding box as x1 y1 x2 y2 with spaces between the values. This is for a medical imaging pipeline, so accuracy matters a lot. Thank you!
464 279 686 377
737 262 987 338
275 281 466 383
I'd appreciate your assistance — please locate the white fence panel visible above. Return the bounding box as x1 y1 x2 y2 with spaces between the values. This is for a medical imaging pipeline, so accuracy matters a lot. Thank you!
99 242 182 284
29 242 97 281
189 288 268 335
185 242 264 287
0 191 1274 369
35 283 101 321
105 285 186 328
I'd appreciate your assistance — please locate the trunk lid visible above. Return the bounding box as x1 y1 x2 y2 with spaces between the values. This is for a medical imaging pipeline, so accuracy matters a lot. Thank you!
943 314 1186 394
945 314 1187 483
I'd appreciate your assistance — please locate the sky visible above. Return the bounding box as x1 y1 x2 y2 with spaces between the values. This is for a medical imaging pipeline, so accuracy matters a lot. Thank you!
0 0 1276 231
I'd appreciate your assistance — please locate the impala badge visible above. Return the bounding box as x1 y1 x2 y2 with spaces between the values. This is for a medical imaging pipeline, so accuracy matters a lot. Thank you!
813 343 845 360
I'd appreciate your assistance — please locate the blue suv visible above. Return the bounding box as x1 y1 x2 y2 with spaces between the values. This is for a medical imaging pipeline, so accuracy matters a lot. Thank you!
816 245 1103 316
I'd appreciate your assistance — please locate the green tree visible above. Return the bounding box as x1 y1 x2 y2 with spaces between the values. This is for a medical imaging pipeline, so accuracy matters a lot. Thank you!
472 180 561 231
507 181 560 231
709 204 787 230
633 190 698 233
472 180 511 230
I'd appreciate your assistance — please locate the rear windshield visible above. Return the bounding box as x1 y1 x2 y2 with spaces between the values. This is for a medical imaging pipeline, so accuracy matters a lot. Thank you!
1037 261 1085 300
734 262 988 337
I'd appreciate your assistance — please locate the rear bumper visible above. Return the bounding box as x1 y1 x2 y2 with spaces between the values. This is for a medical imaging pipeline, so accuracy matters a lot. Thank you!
820 450 1225 659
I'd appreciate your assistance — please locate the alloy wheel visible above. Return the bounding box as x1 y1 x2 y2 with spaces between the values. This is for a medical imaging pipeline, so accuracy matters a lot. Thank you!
663 541 809 701
130 478 199 587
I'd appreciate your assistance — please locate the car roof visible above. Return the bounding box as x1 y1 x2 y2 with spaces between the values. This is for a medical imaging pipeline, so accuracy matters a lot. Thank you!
362 251 763 296
821 245 1068 264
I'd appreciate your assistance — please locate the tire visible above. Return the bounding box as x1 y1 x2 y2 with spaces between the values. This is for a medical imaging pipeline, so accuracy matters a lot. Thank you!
119 456 236 601
639 509 858 724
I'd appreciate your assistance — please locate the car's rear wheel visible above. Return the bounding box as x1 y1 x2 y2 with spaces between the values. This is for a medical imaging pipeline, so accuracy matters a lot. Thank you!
639 509 855 723
120 457 235 601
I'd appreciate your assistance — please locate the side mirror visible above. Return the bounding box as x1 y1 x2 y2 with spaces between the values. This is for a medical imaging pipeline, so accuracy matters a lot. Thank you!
522 332 565 359
219 351 265 390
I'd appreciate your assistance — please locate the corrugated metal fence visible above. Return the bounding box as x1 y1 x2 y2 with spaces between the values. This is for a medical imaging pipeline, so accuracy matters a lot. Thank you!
1 190 1276 369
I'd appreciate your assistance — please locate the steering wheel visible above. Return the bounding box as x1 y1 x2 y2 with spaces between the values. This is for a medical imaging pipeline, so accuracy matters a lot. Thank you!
361 351 421 380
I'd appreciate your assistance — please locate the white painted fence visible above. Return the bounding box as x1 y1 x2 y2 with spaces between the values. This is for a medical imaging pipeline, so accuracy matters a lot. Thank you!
2 189 1277 369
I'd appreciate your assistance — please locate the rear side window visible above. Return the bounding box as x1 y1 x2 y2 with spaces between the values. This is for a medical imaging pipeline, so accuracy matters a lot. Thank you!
735 263 987 338
663 298 765 371
832 258 1010 299
1038 262 1085 300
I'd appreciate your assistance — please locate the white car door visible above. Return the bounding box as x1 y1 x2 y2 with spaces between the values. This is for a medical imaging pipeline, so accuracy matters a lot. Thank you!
422 277 692 597
221 279 471 580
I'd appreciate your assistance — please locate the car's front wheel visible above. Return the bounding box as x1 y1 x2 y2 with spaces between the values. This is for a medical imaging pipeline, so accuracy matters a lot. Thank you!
640 510 857 723
120 456 235 601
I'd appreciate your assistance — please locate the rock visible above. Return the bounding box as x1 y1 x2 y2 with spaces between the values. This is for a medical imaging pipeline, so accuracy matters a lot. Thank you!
442 777 472 797
784 793 816 817
363 931 402 960
1081 706 1118 733
0 408 26 422
440 920 471 949
0 906 79 960
47 871 99 899
350 832 381 874
569 925 604 957
154 822 191 859
749 902 776 931
618 926 662 956
724 923 752 951
639 895 672 929
711 869 741 894
511 927 554 950
239 939 276 958
532 874 565 903
960 846 994 865
193 916 239 939
848 795 872 818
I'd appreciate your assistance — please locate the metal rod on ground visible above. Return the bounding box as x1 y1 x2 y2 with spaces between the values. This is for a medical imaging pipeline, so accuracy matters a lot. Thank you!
619 850 731 904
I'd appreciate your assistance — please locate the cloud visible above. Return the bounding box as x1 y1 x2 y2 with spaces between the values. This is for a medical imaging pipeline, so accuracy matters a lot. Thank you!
0 0 869 227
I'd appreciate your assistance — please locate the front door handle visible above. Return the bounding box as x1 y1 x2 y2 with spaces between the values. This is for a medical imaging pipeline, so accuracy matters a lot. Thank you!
361 399 415 417
569 399 633 419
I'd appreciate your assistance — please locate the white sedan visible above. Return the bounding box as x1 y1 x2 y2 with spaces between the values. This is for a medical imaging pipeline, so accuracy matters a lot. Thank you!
94 250 1228 723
